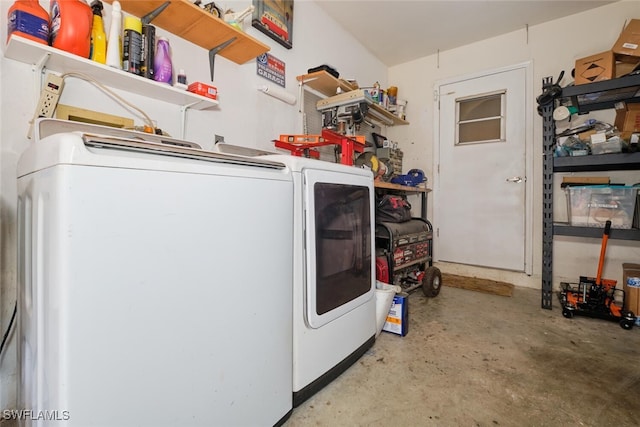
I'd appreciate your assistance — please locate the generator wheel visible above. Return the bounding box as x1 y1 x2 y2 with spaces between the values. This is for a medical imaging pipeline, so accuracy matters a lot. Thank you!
422 266 442 298
562 308 574 319
620 319 634 330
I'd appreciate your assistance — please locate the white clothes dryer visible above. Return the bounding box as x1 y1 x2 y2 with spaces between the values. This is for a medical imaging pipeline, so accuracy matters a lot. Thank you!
261 155 377 406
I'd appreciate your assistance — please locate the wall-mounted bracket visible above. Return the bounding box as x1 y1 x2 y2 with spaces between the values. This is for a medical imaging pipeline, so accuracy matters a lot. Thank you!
180 101 200 140
141 1 169 24
33 52 51 73
31 53 53 137
208 37 237 81
33 52 52 92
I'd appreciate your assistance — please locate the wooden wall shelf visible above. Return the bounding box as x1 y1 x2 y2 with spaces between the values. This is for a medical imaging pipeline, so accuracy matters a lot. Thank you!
374 181 431 221
369 103 410 126
299 71 409 127
105 0 270 65
375 181 430 193
296 71 356 97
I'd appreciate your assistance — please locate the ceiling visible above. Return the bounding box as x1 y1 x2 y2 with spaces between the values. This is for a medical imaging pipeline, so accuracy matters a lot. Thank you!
314 0 617 67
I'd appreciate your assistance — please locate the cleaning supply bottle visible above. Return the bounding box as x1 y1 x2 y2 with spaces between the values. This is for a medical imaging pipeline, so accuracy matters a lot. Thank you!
7 0 50 45
49 0 92 58
105 0 122 69
154 37 173 84
141 23 155 79
122 16 142 75
89 0 106 63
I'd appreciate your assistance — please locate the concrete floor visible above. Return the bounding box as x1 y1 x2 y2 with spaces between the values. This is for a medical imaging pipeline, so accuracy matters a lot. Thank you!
284 285 640 426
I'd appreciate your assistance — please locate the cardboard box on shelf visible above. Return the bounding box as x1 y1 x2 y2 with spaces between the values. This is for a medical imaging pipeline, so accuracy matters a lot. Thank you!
615 60 640 77
612 19 640 62
622 263 640 317
575 51 615 85
590 132 607 144
187 82 218 100
577 128 597 142
620 131 640 145
561 176 610 186
614 103 640 132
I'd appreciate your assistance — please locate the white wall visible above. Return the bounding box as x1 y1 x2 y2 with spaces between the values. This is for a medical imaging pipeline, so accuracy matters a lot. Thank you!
387 0 640 289
0 0 388 410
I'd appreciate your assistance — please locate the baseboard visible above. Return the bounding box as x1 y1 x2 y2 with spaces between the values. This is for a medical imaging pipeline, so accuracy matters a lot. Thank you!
293 335 375 407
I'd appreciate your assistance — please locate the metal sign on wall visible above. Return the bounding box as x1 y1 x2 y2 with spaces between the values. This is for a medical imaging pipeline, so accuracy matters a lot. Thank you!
257 53 285 87
251 0 293 49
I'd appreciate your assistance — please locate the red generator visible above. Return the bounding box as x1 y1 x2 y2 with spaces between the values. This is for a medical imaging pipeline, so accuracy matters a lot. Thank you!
375 218 441 297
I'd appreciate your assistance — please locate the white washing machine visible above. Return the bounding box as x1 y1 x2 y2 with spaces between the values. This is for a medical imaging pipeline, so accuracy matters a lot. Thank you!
260 155 377 406
17 119 294 427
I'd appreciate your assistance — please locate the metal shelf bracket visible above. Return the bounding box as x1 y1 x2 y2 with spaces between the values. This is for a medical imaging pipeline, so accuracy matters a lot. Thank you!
208 37 237 81
179 101 200 140
141 1 169 25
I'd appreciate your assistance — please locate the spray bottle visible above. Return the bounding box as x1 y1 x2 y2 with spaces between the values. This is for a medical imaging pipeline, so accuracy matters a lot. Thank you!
7 0 50 45
140 1 170 80
122 16 142 75
154 37 173 84
105 0 122 69
49 0 93 58
89 0 106 63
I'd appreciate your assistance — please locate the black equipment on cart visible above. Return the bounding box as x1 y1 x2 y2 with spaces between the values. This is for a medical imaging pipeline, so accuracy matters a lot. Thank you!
375 218 441 297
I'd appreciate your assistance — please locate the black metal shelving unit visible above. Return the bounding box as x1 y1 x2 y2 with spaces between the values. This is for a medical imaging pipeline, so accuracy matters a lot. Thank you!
541 73 640 310
554 152 640 172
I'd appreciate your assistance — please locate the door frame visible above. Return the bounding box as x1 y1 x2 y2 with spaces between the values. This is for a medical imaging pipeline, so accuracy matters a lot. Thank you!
433 61 534 275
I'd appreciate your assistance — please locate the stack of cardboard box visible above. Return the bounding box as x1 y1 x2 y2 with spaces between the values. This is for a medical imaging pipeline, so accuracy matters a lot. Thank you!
574 19 640 85
614 103 640 142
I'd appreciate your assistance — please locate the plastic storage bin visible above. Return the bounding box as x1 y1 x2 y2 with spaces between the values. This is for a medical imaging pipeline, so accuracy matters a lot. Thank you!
567 185 638 229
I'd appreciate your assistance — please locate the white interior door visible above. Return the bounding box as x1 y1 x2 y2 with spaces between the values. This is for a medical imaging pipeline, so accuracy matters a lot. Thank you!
436 65 531 272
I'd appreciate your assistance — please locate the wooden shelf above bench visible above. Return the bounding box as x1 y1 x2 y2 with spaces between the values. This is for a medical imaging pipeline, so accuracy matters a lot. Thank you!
106 0 269 65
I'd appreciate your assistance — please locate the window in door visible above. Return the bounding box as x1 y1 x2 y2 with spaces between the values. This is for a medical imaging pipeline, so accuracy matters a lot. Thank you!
455 90 505 145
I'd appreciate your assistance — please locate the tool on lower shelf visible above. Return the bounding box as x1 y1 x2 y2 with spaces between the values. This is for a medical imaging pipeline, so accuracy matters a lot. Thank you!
558 220 637 329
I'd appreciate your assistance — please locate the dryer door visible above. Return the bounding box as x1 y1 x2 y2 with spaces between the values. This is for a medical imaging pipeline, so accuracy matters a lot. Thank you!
303 168 375 328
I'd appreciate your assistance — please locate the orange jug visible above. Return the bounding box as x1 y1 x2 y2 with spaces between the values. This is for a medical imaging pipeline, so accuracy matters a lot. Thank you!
49 0 92 58
7 0 50 45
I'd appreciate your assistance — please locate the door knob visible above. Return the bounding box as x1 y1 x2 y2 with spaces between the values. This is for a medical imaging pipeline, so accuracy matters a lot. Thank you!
506 176 525 183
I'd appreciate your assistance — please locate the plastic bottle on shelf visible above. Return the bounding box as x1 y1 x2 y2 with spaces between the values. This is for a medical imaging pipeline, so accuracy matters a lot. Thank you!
371 81 381 104
141 23 155 79
105 0 122 69
154 37 173 84
175 69 187 90
122 16 142 75
7 0 50 45
49 0 93 58
89 0 106 63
